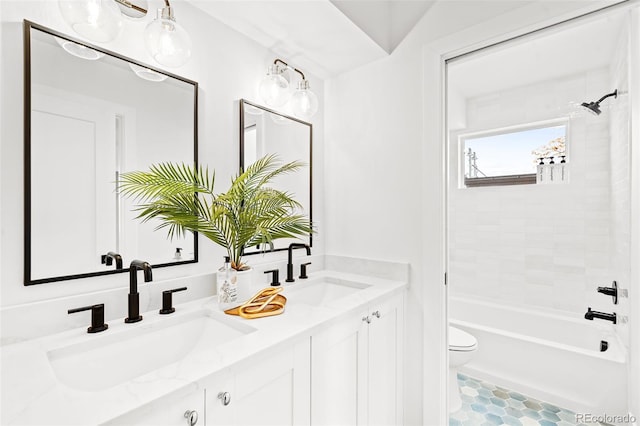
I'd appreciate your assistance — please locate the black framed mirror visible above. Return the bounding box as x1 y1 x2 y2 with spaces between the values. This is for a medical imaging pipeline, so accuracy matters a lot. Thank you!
24 20 198 285
239 99 312 254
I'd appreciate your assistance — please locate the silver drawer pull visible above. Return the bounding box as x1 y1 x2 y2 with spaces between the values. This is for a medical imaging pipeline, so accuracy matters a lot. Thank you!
184 410 198 426
218 391 231 406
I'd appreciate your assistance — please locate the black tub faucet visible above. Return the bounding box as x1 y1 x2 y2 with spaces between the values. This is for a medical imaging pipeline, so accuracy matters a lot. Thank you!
126 260 153 323
584 307 616 324
286 243 311 282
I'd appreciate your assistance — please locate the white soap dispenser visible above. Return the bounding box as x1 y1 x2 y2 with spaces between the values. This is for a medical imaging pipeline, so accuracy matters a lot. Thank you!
558 155 568 182
536 158 545 184
217 256 238 310
173 247 183 260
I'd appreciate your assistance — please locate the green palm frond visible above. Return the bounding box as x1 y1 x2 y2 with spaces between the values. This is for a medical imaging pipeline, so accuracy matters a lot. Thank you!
119 154 313 270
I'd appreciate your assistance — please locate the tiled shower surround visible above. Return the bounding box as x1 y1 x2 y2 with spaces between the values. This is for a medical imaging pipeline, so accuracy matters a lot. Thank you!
450 374 608 426
448 66 617 315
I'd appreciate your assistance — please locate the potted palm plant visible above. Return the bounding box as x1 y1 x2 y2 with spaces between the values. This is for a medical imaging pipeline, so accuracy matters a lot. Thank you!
118 154 313 272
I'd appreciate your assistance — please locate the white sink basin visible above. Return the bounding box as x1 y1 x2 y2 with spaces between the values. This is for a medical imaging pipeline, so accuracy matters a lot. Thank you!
47 310 253 392
285 276 370 306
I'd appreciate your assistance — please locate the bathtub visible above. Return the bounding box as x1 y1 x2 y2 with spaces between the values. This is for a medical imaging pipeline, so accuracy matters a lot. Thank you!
449 295 628 415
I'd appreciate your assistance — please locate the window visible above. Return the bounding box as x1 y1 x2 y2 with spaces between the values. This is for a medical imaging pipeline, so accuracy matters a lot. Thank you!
460 121 567 187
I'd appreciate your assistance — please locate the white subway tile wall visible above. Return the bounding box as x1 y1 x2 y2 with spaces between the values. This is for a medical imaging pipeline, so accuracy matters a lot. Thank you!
449 58 629 318
609 20 631 350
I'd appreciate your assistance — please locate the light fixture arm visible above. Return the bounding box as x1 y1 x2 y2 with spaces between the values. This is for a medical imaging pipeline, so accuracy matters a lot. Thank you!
160 0 176 20
596 89 618 105
113 0 148 14
273 58 306 81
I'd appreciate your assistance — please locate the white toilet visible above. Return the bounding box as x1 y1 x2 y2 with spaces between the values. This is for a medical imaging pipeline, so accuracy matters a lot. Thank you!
448 326 478 412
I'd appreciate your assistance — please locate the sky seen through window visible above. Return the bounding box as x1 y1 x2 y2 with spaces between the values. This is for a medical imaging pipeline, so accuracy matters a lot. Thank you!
464 125 566 177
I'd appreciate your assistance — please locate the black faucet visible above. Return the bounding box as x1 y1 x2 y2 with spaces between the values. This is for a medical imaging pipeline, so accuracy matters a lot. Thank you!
584 307 616 324
125 260 153 323
101 251 123 270
286 243 311 282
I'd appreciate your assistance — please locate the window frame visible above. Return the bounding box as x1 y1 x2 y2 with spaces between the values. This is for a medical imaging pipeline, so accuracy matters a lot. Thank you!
458 118 569 188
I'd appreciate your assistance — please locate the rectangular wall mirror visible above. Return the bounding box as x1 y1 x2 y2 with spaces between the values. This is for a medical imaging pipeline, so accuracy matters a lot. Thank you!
24 21 198 285
240 99 312 254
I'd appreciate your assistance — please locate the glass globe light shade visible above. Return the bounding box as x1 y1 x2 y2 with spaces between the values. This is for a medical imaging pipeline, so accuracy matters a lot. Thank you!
54 37 105 61
290 80 318 119
258 64 291 107
58 0 123 43
129 63 168 82
144 9 192 68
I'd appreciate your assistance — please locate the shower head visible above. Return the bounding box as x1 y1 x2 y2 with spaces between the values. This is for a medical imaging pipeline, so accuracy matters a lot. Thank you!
581 89 618 116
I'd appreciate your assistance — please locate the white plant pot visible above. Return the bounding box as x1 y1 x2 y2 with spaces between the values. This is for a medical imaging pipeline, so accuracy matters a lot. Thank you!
234 267 254 303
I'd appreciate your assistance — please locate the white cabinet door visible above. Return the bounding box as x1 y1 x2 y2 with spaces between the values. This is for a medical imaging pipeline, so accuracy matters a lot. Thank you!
204 373 235 426
205 338 311 426
367 294 403 426
102 384 205 426
311 293 404 426
311 308 369 426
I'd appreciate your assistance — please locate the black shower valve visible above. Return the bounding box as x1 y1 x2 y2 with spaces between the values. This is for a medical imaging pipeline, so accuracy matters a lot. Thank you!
597 281 618 304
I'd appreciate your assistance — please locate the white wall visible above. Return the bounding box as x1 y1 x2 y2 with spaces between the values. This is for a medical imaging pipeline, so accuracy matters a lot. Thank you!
324 1 628 424
0 1 324 305
324 2 544 424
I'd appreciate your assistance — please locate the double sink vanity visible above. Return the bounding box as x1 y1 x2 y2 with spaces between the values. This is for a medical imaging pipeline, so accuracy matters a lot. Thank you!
2 259 406 426
9 19 407 426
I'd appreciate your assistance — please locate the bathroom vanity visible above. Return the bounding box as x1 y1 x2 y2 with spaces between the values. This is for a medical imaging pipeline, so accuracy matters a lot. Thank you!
1 266 406 426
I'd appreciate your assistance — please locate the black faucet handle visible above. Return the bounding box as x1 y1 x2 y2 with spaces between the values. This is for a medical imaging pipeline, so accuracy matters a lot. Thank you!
68 304 108 333
597 281 618 304
299 262 311 279
159 287 188 314
264 269 281 286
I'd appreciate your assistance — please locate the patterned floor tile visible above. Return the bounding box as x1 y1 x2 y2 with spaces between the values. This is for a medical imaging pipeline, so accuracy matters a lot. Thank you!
541 410 562 422
524 400 543 411
449 374 606 426
493 389 510 400
521 418 540 426
502 415 524 426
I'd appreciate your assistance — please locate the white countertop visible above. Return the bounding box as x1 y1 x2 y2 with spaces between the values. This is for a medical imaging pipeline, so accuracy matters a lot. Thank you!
1 269 406 425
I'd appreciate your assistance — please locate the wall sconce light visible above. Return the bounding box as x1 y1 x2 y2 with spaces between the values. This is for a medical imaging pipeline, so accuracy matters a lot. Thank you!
259 59 318 119
258 60 291 108
291 78 319 120
58 0 125 43
144 0 192 68
58 0 191 68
